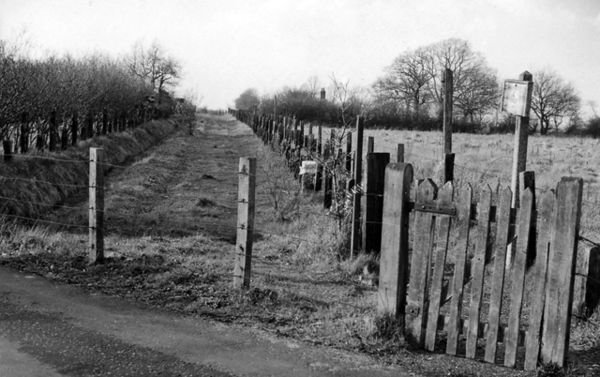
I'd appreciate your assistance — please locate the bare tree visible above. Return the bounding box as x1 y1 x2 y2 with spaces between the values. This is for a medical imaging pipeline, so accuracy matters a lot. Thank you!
424 38 499 119
531 70 580 134
373 38 498 123
128 41 180 103
373 47 432 118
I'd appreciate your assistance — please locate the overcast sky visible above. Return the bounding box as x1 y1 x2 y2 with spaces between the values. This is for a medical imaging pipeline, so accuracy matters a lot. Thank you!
1 0 599 114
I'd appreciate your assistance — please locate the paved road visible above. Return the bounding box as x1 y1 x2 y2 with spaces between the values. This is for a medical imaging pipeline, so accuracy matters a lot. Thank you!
0 266 413 377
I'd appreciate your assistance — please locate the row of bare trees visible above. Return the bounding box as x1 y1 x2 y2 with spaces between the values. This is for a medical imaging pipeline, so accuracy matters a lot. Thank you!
236 38 583 135
0 39 182 156
373 38 582 134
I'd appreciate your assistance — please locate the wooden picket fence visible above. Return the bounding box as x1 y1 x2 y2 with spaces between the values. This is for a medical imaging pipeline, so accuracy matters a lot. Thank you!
378 163 583 370
229 109 591 371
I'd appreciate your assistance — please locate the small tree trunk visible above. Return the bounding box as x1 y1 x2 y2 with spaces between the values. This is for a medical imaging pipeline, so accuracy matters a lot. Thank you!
61 127 69 150
102 109 108 135
36 130 45 151
3 139 12 162
86 112 94 139
49 110 58 151
20 112 29 153
71 112 79 145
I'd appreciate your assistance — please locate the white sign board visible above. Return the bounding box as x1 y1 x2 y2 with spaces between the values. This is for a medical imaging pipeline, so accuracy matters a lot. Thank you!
299 161 318 175
501 79 530 117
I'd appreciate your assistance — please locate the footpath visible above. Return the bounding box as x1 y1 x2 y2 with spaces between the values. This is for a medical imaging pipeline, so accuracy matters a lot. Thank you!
0 114 414 377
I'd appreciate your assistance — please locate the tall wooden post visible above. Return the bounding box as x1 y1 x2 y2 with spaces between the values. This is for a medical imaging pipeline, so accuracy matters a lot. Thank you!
233 157 256 289
442 69 454 182
507 72 534 268
350 116 364 257
361 152 390 253
442 68 453 155
89 148 104 264
510 71 534 209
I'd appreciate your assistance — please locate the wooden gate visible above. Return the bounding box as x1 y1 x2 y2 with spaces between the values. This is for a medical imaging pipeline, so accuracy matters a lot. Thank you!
378 163 583 370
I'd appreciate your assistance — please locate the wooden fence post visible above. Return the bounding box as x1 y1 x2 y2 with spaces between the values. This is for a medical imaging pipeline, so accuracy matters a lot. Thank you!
510 71 534 209
442 68 453 155
361 152 389 253
317 124 323 156
397 144 404 163
350 116 364 257
378 163 413 318
541 177 583 367
89 147 104 264
233 157 256 289
367 136 374 154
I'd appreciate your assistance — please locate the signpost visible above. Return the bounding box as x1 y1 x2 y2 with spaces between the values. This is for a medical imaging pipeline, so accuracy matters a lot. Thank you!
503 72 534 267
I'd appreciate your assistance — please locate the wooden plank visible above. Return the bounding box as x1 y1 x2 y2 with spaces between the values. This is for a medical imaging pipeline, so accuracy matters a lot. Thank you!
466 185 492 359
406 179 438 345
573 243 600 317
88 147 104 264
437 314 526 346
504 187 534 367
350 117 364 256
233 157 256 289
425 182 454 351
541 178 583 367
484 186 513 363
378 163 413 318
524 190 554 370
446 184 472 355
362 153 390 253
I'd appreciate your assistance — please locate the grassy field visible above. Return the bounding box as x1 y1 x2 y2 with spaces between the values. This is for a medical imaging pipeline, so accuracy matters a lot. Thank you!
0 114 598 376
317 125 600 238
